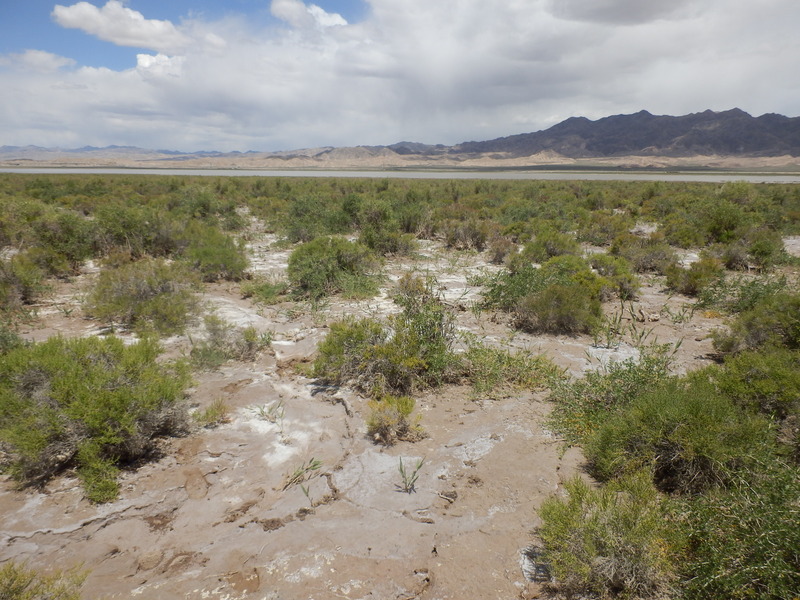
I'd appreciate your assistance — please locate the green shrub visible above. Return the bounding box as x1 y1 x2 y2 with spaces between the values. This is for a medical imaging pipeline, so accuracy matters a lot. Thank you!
697 273 788 314
313 277 460 395
539 471 682 600
611 233 678 274
84 258 201 336
665 255 724 297
287 236 380 300
586 379 770 493
31 209 97 275
366 394 424 445
487 235 516 265
590 253 640 300
521 228 580 263
682 460 800 600
0 253 48 313
179 222 248 282
442 218 490 251
0 560 86 600
0 335 190 502
712 291 800 353
549 349 673 444
711 347 800 460
514 283 601 335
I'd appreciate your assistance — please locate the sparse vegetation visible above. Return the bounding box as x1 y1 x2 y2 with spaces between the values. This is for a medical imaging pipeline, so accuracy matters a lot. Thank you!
2 173 800 598
0 560 86 600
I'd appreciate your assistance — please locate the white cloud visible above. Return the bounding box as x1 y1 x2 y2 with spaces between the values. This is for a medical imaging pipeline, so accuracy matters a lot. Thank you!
52 1 191 53
0 49 76 72
1 0 799 151
271 0 347 29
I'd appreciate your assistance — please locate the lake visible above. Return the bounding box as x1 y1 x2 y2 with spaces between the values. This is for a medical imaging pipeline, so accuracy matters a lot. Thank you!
1 167 799 183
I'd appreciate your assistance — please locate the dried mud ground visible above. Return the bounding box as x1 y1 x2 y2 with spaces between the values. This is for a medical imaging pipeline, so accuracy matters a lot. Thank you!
4 232 797 600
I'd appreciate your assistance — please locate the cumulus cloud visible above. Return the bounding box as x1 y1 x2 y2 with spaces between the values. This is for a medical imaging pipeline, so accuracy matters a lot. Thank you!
0 49 76 72
52 1 191 53
1 0 799 151
271 0 347 29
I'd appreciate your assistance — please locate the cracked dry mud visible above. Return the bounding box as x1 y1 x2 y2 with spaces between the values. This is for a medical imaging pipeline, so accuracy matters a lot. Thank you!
0 231 738 600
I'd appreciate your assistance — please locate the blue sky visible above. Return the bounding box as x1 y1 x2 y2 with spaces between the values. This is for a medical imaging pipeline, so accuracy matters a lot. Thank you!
1 1 799 151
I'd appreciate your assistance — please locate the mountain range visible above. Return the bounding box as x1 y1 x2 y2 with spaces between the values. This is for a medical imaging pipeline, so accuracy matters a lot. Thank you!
2 108 800 170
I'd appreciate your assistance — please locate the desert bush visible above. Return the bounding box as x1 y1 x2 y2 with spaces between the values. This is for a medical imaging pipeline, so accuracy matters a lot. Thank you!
0 335 190 502
611 233 678 274
179 222 248 281
585 379 770 493
712 291 800 353
682 460 800 600
366 394 424 445
665 255 724 296
313 277 460 395
514 283 601 335
539 471 682 600
31 209 97 275
483 255 604 311
0 253 48 313
0 560 86 600
442 218 490 251
287 236 380 299
590 253 640 300
521 228 580 263
711 346 800 460
713 346 800 420
84 258 201 336
697 273 788 314
746 227 786 268
95 203 181 258
487 235 516 264
577 211 633 246
548 349 673 444
357 198 416 255
190 315 271 370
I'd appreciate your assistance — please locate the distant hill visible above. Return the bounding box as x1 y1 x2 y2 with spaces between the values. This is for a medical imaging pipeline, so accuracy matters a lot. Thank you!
2 109 800 169
451 109 800 157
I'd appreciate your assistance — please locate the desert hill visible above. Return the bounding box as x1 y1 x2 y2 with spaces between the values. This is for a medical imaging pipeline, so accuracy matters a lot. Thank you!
2 109 800 169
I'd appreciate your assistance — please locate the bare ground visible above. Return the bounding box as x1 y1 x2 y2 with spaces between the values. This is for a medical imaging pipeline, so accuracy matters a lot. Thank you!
0 231 748 600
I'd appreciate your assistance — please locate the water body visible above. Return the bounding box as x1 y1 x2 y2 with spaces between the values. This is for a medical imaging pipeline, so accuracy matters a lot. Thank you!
1 167 799 183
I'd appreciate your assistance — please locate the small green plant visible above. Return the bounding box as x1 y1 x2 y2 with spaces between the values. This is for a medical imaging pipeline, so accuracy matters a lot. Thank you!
538 471 683 600
241 274 290 305
0 560 86 600
251 399 286 436
463 342 562 399
193 398 230 428
397 457 424 494
366 394 425 445
190 315 271 370
283 457 322 490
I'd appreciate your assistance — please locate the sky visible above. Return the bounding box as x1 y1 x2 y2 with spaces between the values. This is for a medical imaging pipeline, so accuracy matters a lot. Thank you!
1 0 799 152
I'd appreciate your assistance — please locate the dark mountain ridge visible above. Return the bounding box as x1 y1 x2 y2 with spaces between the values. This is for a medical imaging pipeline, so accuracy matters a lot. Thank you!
452 109 800 157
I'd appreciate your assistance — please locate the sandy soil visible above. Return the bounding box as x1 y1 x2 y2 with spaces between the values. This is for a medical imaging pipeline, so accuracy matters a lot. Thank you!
0 228 764 600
